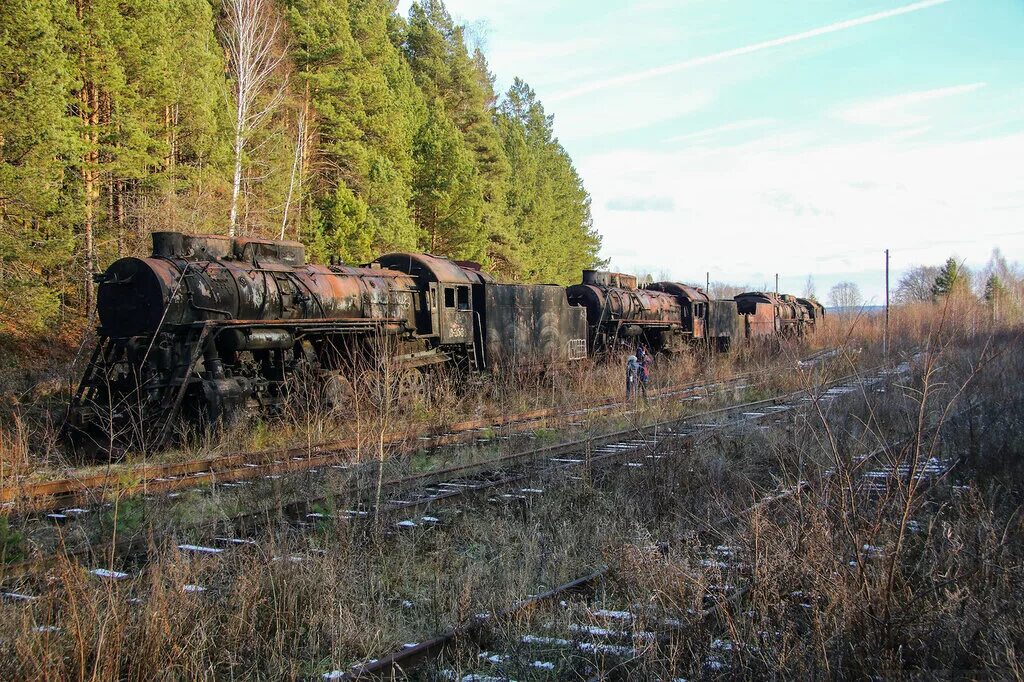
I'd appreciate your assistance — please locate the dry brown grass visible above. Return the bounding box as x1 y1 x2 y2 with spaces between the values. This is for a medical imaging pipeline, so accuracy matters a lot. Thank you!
2 301 1021 679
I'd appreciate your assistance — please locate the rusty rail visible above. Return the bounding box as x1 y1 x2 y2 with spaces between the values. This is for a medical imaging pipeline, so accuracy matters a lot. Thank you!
327 362 948 682
1 372 756 515
333 569 609 681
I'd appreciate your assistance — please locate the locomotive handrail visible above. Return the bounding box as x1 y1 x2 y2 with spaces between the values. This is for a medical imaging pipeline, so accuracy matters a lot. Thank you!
174 316 409 327
472 310 487 371
139 260 194 371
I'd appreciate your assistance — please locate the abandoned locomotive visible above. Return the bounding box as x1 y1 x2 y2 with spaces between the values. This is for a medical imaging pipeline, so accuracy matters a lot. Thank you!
66 231 821 455
65 231 587 453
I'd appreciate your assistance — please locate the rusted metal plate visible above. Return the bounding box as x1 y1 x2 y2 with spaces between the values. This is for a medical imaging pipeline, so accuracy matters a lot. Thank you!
374 252 480 285
743 300 777 337
480 283 588 369
708 299 740 340
646 281 710 304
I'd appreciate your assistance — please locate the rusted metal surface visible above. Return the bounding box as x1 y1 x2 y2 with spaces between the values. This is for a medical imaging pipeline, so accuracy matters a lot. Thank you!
796 296 826 322
567 272 682 352
645 281 710 304
708 299 740 346
646 281 714 341
480 283 588 369
373 252 480 286
743 300 777 338
735 291 818 338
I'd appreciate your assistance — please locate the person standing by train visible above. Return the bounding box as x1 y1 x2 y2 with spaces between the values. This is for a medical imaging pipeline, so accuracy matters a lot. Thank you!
636 344 651 398
626 354 640 398
638 353 650 398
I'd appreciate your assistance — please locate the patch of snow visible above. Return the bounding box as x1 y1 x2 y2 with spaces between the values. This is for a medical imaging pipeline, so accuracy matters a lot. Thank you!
90 568 129 580
177 544 224 554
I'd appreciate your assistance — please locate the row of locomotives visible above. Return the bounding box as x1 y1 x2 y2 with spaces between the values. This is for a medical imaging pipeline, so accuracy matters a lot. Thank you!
64 231 591 457
566 270 685 354
733 291 819 339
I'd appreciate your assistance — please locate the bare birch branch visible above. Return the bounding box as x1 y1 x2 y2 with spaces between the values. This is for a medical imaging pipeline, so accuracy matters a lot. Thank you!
220 0 287 237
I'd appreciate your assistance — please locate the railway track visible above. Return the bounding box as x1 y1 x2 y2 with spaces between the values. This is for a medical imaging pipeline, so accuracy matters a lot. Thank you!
3 345 842 515
0 376 776 582
2 369 763 516
0 349 861 595
327 369 967 681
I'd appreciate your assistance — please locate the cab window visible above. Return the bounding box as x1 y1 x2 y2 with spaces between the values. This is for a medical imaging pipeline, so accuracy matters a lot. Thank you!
444 288 455 308
457 287 469 310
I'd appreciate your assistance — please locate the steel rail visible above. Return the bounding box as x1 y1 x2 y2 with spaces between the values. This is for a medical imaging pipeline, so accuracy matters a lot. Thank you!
327 362 958 682
0 360 849 584
1 370 761 514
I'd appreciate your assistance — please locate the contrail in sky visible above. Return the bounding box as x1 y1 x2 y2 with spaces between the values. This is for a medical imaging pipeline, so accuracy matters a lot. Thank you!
551 0 955 102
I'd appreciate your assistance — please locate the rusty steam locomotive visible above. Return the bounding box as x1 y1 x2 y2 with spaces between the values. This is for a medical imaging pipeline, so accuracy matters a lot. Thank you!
65 231 822 454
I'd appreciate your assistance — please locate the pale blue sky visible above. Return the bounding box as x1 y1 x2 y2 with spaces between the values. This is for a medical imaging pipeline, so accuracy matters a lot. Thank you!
400 0 1024 301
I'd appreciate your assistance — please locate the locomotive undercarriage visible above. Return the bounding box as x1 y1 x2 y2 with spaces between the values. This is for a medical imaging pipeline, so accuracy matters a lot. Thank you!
65 319 450 458
590 324 693 356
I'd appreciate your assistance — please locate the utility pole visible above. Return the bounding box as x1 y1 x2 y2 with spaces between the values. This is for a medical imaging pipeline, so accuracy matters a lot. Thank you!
884 249 890 362
706 271 709 292
775 273 779 297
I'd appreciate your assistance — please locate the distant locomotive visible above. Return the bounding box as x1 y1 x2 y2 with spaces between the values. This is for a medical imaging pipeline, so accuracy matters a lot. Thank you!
734 291 822 338
567 271 744 353
566 271 683 353
66 231 822 456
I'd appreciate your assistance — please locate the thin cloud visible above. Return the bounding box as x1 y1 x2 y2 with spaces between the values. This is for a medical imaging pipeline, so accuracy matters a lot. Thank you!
606 196 675 212
837 83 987 127
551 0 956 102
664 118 775 144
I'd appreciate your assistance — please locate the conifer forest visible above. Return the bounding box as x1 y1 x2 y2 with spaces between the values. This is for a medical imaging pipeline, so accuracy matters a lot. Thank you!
0 0 601 339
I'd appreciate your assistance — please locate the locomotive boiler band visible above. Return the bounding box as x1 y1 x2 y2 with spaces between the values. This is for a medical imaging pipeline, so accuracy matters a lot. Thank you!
65 231 822 456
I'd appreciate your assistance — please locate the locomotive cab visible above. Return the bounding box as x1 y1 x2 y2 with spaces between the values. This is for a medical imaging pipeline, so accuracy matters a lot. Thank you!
374 253 485 347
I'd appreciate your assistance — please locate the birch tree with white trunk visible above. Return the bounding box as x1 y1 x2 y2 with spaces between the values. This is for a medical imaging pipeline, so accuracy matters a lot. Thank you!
220 0 286 237
280 109 305 239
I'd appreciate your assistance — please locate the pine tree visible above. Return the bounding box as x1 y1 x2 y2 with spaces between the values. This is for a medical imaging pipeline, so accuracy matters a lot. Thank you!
67 0 190 310
497 79 600 284
984 274 1006 302
348 0 422 252
932 258 970 298
411 99 485 260
0 0 80 333
404 1 509 264
156 0 233 234
288 0 420 263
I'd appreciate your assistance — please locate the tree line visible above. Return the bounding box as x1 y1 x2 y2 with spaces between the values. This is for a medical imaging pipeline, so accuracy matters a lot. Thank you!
825 248 1024 317
0 0 602 337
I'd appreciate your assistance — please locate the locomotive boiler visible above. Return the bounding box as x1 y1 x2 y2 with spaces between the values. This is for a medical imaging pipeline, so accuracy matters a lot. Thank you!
566 270 684 353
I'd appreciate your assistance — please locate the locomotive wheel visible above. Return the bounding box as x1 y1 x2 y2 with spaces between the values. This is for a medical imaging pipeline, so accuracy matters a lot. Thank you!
397 368 426 405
